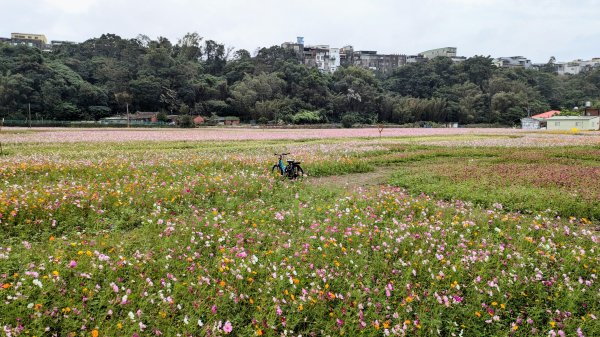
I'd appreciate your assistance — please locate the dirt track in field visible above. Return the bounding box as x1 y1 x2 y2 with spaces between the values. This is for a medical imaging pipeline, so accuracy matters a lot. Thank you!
305 166 399 190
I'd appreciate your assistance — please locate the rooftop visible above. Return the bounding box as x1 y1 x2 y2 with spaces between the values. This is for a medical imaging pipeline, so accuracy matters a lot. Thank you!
547 116 599 120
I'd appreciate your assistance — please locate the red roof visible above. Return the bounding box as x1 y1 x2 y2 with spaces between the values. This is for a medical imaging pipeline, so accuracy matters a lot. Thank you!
532 110 560 119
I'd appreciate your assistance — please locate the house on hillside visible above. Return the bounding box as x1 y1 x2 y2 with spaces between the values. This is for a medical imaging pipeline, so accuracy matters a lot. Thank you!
546 116 600 131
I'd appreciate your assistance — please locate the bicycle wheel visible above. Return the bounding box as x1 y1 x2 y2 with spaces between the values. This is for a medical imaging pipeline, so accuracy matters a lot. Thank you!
294 165 304 179
272 164 283 175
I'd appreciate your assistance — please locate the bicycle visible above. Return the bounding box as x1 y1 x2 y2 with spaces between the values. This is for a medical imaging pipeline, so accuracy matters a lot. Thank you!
272 153 304 179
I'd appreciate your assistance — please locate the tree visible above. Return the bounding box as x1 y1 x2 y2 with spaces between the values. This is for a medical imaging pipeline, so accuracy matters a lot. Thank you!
159 87 181 114
461 56 495 91
176 32 203 61
114 91 132 126
204 40 227 75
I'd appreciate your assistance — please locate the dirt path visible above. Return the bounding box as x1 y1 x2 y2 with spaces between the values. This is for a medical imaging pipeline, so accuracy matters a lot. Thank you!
305 166 399 190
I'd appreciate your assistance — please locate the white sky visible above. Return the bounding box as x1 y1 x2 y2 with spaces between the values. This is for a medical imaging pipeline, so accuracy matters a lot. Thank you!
2 0 600 63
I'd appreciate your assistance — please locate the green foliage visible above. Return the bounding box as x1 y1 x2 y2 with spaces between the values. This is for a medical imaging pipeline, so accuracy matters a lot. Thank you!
341 112 359 128
2 33 600 124
177 114 195 128
290 110 323 124
559 110 582 116
387 147 600 220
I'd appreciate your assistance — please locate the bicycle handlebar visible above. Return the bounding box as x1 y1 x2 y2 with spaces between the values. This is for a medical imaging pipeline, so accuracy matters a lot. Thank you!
274 153 290 156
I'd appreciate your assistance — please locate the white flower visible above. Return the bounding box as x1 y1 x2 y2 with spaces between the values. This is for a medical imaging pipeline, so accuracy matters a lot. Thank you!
198 319 204 327
33 279 43 288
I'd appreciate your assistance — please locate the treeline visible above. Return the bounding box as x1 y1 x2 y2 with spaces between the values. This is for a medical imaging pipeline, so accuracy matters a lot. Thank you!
1 33 600 125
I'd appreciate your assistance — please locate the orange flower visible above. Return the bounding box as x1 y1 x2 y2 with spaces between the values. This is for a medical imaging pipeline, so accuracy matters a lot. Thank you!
1 283 11 289
91 329 99 337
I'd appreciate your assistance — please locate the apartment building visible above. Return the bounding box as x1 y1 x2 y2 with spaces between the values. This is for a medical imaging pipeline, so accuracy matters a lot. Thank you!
420 47 457 59
493 56 532 69
10 32 48 49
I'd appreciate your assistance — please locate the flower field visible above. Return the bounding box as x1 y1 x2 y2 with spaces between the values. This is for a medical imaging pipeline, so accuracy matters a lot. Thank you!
0 132 598 337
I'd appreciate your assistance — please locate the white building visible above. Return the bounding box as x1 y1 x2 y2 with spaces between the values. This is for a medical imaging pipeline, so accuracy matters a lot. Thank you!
420 47 457 59
329 48 340 73
555 58 600 75
494 56 532 69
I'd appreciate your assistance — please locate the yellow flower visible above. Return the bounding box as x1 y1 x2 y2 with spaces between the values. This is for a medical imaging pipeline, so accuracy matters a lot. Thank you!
491 301 498 306
475 312 481 318
405 296 413 303
52 271 59 277
550 321 556 328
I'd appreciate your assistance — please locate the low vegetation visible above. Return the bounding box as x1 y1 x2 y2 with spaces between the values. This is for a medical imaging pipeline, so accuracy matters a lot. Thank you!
0 134 598 336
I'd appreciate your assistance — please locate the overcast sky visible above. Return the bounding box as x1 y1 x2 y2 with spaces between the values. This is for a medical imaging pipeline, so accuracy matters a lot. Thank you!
3 0 600 63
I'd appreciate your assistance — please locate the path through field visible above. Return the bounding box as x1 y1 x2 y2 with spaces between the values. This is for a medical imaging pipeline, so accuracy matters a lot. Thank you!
306 165 398 190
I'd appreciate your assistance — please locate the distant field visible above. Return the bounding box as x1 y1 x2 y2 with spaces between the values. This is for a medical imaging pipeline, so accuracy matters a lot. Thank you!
0 130 598 337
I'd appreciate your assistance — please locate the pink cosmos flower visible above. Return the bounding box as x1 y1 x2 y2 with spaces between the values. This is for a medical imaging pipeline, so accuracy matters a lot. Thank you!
68 260 77 268
223 321 232 334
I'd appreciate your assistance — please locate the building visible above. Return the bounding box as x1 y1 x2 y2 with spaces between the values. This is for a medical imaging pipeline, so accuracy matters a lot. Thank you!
555 58 600 75
193 116 205 125
584 107 600 117
329 47 340 73
51 40 77 47
406 54 427 64
339 46 406 74
531 110 561 119
302 45 331 72
546 116 600 131
284 39 405 74
281 37 304 61
10 32 47 49
494 56 532 69
521 110 562 129
420 47 457 59
520 117 543 129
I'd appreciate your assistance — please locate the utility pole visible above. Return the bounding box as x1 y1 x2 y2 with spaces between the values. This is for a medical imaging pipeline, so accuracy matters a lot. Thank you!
126 102 130 128
28 103 32 128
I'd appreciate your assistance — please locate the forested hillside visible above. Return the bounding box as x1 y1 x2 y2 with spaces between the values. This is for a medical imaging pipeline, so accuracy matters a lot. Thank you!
1 33 599 125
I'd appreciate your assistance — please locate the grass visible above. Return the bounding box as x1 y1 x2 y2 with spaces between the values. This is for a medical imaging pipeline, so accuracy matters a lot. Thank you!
0 137 598 337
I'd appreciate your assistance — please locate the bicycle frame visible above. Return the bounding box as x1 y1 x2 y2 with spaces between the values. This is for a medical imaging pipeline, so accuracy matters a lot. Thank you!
278 157 286 173
275 153 290 174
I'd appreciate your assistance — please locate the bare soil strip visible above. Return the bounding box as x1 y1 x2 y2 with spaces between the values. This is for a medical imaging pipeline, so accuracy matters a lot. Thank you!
305 166 398 190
